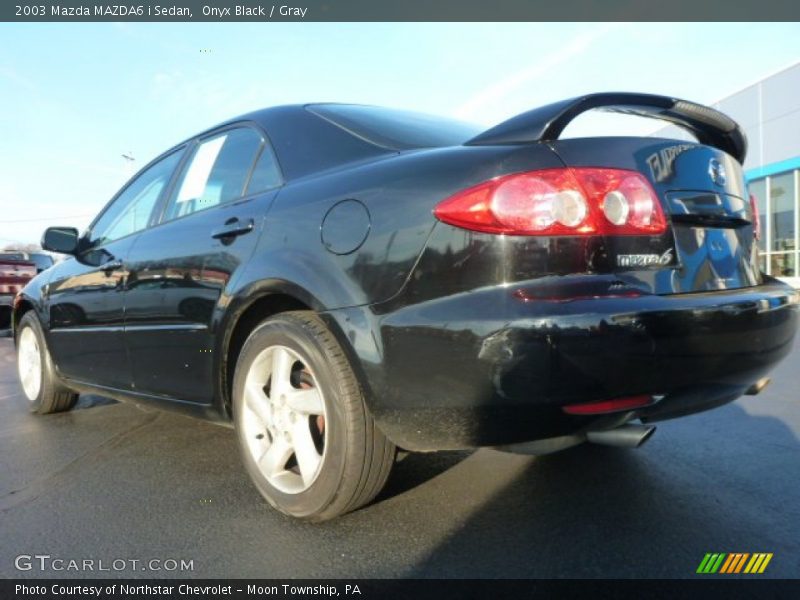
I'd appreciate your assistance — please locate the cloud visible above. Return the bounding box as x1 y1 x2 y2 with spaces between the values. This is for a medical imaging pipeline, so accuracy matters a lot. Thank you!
149 68 263 121
452 23 625 122
56 157 127 177
0 64 38 93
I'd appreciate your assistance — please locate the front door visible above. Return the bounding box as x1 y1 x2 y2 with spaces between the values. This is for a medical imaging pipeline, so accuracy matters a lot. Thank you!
46 148 184 389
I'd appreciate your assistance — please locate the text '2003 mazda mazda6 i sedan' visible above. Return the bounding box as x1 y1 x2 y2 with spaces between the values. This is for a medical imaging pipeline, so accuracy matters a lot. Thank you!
12 93 798 520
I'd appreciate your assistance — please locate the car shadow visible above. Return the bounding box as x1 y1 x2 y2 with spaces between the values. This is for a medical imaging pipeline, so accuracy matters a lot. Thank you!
74 394 118 409
377 449 474 501
383 402 800 578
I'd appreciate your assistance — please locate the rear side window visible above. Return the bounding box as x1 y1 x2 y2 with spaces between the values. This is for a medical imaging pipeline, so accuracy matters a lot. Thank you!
246 146 282 194
29 254 54 270
164 127 263 221
308 104 482 150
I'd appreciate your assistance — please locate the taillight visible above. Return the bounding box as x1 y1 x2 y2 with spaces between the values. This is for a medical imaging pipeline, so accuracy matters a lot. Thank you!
562 395 654 415
749 193 761 241
434 168 667 236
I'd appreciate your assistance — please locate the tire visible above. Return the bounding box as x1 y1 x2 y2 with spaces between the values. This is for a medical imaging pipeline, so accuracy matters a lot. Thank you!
233 311 395 521
16 311 79 414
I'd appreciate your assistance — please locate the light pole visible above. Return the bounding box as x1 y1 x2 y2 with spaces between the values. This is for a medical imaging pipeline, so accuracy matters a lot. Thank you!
122 152 136 177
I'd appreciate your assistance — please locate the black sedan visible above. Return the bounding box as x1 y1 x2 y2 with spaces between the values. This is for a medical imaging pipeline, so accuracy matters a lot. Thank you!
12 93 798 520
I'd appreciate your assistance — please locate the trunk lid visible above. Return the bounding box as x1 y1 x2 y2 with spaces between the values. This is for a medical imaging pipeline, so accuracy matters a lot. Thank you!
549 137 759 294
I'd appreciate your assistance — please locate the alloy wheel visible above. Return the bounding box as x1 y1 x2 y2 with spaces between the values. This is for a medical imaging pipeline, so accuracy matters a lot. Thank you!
17 327 42 401
241 345 327 494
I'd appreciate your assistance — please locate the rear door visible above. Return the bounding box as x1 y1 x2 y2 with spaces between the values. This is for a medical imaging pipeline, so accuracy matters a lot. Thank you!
550 137 759 293
124 124 283 403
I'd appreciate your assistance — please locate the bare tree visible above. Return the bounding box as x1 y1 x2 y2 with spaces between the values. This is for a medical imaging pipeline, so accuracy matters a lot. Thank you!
2 243 42 253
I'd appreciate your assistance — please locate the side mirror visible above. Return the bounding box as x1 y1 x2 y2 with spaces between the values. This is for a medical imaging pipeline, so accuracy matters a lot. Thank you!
42 227 80 255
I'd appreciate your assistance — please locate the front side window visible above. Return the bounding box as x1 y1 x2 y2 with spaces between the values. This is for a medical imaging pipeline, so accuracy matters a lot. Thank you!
90 149 183 246
163 128 263 221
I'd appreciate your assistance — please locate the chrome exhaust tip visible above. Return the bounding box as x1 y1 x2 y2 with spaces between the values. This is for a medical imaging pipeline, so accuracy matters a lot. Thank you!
745 377 771 396
586 424 656 449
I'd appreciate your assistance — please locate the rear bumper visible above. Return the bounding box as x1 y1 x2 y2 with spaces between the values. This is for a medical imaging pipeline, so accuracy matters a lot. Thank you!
326 276 798 451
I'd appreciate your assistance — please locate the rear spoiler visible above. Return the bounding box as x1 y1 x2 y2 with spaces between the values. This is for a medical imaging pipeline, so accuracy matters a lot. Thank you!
466 92 747 163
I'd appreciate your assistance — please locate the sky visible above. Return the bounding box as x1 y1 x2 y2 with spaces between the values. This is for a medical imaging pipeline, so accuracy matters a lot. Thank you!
1 22 799 245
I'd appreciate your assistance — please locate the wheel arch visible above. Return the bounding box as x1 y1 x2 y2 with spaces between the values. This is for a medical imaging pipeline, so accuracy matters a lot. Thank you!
217 281 327 418
11 296 37 340
216 281 382 444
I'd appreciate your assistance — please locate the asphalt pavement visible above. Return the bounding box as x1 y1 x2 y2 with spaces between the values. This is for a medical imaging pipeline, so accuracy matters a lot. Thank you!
0 333 798 579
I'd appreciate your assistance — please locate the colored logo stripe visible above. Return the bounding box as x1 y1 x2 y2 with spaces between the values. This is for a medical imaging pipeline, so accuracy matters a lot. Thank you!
719 553 749 573
697 553 773 574
697 553 726 573
744 553 773 574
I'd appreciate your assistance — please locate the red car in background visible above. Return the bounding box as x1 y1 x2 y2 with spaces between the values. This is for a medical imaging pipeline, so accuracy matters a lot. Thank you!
0 252 51 329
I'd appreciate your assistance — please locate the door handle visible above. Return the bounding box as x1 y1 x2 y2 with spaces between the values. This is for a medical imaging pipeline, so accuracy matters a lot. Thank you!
211 218 254 240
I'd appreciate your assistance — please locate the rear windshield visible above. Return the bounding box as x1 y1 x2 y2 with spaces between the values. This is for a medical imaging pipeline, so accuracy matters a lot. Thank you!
0 252 26 262
29 253 54 270
308 104 482 150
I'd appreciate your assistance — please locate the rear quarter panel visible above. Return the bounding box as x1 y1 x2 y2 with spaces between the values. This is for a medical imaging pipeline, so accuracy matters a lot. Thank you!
234 143 566 310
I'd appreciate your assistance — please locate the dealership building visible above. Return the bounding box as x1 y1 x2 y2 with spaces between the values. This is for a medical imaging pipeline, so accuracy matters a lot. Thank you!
655 61 800 286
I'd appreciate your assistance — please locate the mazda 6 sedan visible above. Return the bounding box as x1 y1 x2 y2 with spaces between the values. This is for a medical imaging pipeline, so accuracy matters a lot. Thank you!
12 93 798 520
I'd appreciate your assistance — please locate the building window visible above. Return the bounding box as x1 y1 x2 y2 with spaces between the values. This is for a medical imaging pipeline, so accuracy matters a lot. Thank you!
770 252 796 277
749 179 767 252
770 172 796 253
749 168 799 279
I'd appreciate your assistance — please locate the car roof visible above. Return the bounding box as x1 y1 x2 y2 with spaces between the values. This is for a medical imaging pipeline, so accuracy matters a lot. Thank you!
206 104 395 181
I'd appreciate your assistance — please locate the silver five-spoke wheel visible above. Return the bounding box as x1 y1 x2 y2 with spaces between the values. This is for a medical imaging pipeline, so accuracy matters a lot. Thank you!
241 345 327 494
15 313 78 414
17 326 42 401
233 312 395 520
